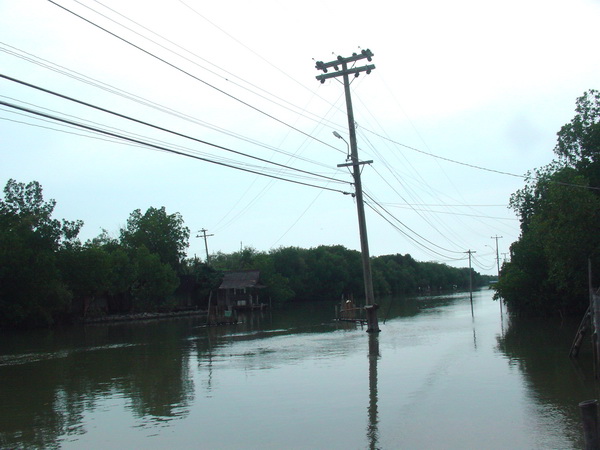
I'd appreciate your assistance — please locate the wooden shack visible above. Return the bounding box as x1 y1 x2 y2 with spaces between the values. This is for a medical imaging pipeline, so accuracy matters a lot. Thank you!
217 270 266 311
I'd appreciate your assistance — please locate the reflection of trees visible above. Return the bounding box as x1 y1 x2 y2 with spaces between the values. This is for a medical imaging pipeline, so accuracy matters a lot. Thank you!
0 362 65 448
496 314 597 445
0 319 195 448
379 292 472 323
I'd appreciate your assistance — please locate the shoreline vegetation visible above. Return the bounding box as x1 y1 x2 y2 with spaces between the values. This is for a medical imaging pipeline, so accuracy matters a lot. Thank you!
0 177 491 330
493 89 600 317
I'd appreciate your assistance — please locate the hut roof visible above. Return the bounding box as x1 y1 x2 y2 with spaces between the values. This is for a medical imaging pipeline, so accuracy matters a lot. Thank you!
219 270 264 290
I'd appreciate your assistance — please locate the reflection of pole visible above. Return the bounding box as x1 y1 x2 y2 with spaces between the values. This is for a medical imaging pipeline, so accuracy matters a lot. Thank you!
316 50 379 332
367 333 380 449
579 399 599 449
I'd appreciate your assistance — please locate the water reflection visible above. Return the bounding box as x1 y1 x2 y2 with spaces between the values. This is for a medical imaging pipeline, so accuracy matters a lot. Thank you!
367 333 380 450
0 321 195 448
1 291 598 448
496 313 598 445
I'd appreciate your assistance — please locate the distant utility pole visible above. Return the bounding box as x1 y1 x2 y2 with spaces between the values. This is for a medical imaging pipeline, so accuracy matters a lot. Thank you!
315 49 379 333
465 249 476 309
197 228 214 265
491 235 503 277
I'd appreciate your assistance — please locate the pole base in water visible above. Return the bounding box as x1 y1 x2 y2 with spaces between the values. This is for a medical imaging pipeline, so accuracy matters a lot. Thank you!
365 304 381 333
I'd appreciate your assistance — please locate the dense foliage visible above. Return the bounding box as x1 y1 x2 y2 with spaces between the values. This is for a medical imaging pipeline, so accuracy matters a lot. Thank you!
211 245 489 302
0 179 488 329
0 180 191 328
0 180 81 327
494 90 600 316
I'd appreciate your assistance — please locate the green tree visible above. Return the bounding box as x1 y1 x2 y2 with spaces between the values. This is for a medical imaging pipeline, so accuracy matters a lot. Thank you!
57 244 112 315
253 252 294 304
120 207 190 271
130 246 179 311
554 89 600 178
0 179 82 327
495 90 600 316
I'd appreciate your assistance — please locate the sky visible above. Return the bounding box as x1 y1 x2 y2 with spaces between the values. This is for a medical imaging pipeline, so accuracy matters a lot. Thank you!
1 0 599 275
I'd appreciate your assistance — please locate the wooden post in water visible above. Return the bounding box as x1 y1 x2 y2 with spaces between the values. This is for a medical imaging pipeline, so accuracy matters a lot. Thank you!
588 259 600 378
579 399 599 449
465 250 475 317
592 288 600 379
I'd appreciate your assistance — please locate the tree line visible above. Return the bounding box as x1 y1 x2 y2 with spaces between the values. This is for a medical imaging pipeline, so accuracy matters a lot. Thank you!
494 89 600 317
0 178 490 329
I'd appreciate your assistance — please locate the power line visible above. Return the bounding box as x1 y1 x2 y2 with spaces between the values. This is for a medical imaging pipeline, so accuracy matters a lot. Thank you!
377 203 517 221
87 0 332 129
363 191 465 256
0 99 352 196
362 126 525 178
47 0 344 155
364 199 466 261
0 73 348 186
0 42 340 168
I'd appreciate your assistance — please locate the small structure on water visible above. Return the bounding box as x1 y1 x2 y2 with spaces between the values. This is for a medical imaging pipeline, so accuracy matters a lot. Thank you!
217 270 267 311
336 297 367 325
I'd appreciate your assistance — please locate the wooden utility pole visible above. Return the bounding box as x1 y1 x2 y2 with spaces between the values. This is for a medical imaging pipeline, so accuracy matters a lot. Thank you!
491 235 502 277
465 250 476 314
197 228 214 265
491 235 503 314
315 49 380 332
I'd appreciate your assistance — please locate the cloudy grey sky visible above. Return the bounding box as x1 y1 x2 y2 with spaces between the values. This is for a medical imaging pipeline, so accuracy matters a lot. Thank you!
1 0 599 274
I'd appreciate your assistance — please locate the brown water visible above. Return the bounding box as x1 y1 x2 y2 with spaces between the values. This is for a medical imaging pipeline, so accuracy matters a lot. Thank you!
0 289 597 449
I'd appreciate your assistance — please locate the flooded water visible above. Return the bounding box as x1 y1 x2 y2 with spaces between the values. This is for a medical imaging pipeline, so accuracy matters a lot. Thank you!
1 289 597 449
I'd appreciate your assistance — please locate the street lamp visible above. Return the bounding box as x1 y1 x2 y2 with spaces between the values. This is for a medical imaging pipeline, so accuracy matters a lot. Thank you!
333 131 350 160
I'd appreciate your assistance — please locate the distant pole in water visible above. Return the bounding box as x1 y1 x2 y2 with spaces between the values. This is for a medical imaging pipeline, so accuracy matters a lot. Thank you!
491 235 502 277
491 235 503 314
316 49 379 333
465 250 476 311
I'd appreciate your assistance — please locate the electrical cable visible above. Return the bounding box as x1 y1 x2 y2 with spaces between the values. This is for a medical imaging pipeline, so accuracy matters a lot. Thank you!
364 191 465 255
376 203 517 221
0 74 348 186
86 0 336 130
0 42 341 168
0 102 328 182
47 0 344 155
0 99 352 196
364 199 466 261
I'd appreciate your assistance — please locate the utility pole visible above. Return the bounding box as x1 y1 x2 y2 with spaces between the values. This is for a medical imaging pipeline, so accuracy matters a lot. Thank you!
316 49 379 332
491 235 503 315
465 250 476 313
491 235 502 278
197 228 214 265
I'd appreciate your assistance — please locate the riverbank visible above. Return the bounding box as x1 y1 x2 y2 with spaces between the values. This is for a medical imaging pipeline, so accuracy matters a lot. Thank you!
82 309 207 325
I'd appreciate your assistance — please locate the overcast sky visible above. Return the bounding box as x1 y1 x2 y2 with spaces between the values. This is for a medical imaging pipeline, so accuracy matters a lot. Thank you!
1 0 599 274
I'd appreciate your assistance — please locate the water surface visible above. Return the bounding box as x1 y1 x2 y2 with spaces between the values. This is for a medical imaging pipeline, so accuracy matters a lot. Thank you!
0 289 596 448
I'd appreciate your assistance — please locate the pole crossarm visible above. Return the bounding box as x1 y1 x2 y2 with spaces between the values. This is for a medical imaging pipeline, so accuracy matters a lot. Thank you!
315 49 375 83
315 49 374 71
316 64 376 83
337 160 373 168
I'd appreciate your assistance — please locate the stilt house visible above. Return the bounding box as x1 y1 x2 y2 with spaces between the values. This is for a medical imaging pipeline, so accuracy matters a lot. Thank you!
217 270 266 310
